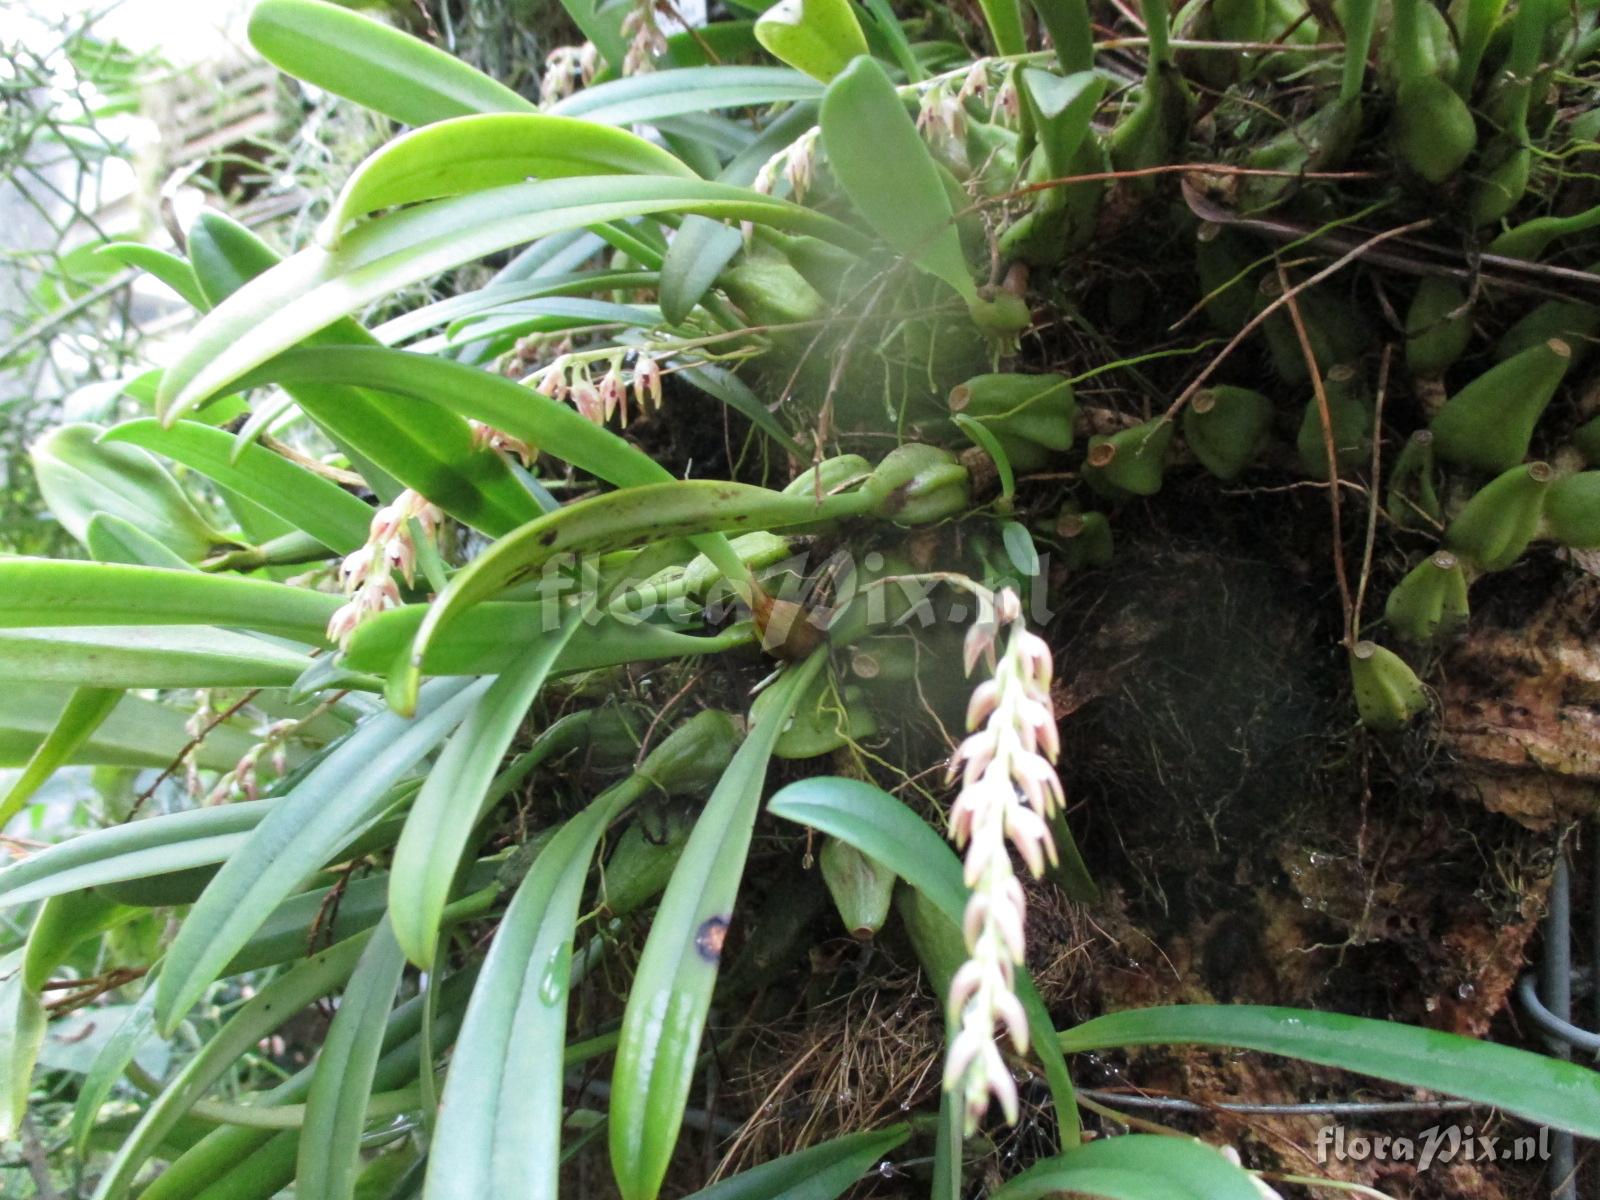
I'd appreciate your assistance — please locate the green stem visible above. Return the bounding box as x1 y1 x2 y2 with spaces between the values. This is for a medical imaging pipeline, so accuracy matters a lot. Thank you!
1454 0 1509 96
1140 0 1172 69
1339 0 1381 102
1389 0 1430 85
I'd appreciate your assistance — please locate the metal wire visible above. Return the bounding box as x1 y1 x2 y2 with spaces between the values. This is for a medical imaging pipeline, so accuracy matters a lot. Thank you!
1078 1090 1479 1116
1518 834 1598 1200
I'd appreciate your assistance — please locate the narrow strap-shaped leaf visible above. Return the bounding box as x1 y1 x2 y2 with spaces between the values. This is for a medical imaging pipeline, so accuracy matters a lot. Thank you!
298 917 408 1200
768 775 1080 1143
92 933 372 1200
374 270 658 344
101 420 373 554
683 1124 911 1198
161 176 858 420
991 1136 1265 1200
425 773 646 1200
185 210 538 536
95 243 207 309
0 686 121 828
136 970 477 1200
344 600 754 678
322 113 697 244
392 479 866 711
0 803 270 908
156 678 486 1032
659 216 745 325
236 347 672 489
247 0 534 125
0 685 256 774
609 650 826 1200
390 606 585 968
1059 1004 1600 1139
551 66 822 125
0 626 316 689
0 952 44 1140
71 979 159 1157
819 56 976 302
0 558 340 638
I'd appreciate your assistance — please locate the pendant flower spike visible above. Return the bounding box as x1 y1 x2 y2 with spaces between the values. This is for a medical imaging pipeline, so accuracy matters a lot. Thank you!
944 587 1064 1132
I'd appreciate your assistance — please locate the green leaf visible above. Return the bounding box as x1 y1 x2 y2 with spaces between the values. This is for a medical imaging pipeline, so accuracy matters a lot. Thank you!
101 419 374 554
22 888 135 993
820 56 976 302
767 775 1079 1143
0 558 340 639
426 775 637 1199
322 113 697 244
676 361 808 457
0 803 270 908
239 346 671 489
389 608 584 968
157 678 485 1032
298 917 408 1200
185 209 540 536
609 651 826 1200
374 270 658 344
1017 68 1104 174
754 0 871 82
94 933 372 1200
247 0 534 125
71 983 159 1157
550 67 822 125
0 685 255 773
31 423 229 561
86 513 197 569
0 953 45 1140
95 243 207 309
345 601 753 678
976 0 1027 54
0 687 121 829
0 626 316 689
160 177 857 421
1058 1004 1600 1139
659 216 746 325
684 1124 911 1198
391 479 865 711
991 1136 1265 1200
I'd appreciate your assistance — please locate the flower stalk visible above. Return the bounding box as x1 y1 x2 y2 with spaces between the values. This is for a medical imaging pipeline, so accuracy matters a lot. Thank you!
944 587 1064 1132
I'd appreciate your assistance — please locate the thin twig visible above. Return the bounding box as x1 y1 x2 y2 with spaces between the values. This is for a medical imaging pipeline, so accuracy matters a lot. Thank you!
1278 263 1354 648
127 689 262 817
1161 219 1433 423
1352 346 1393 635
